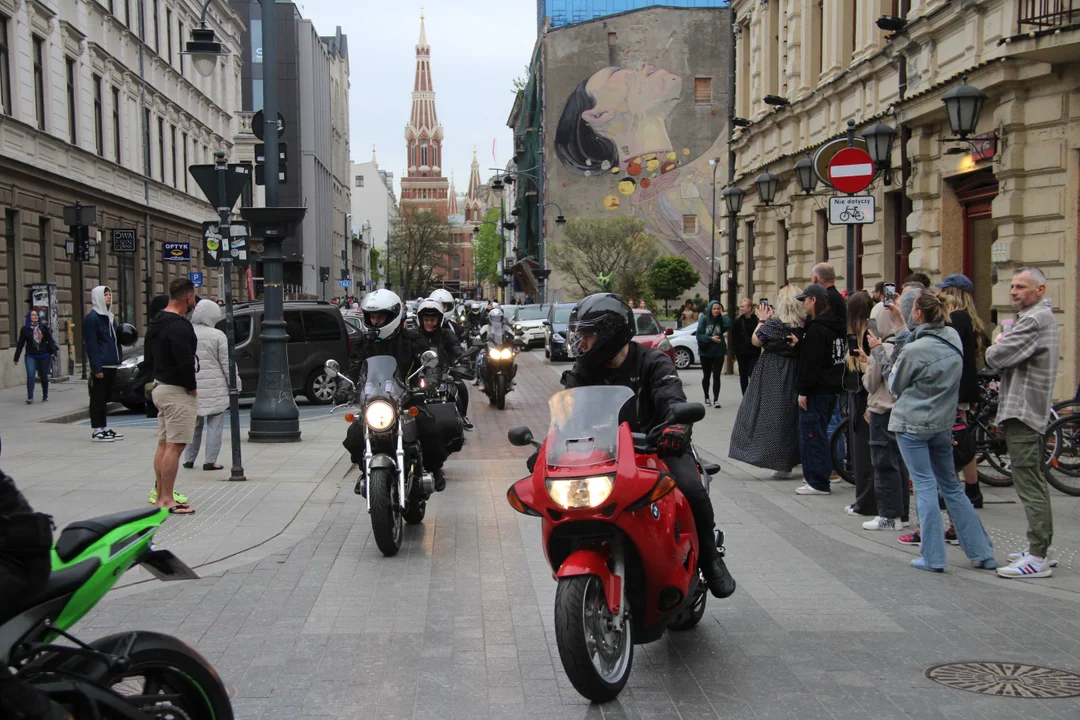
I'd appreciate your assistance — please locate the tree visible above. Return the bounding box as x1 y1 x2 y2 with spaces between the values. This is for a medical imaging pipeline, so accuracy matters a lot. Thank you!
648 256 701 315
387 208 451 298
369 246 381 287
473 207 502 286
512 65 529 94
548 217 659 299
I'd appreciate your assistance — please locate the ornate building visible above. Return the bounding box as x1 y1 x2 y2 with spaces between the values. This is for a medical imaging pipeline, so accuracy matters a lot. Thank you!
400 13 448 218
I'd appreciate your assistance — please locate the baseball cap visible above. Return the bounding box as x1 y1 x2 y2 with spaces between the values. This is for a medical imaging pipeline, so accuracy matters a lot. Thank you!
935 274 973 293
795 284 829 303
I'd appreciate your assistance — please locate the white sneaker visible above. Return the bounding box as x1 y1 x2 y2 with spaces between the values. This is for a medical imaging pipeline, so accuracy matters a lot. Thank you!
844 505 858 515
91 430 114 443
795 484 831 496
771 470 798 479
703 397 712 407
1007 551 1059 568
997 553 1053 579
104 428 125 441
862 516 905 531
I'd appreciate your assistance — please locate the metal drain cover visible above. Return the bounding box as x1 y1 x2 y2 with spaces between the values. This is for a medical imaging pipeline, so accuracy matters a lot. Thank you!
926 661 1080 698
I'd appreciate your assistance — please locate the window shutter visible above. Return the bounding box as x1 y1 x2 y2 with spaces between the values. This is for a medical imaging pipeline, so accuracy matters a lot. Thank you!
694 77 712 104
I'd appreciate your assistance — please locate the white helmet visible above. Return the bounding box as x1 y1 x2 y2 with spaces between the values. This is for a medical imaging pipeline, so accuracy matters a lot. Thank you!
428 288 455 321
488 307 504 321
416 299 445 332
360 289 403 340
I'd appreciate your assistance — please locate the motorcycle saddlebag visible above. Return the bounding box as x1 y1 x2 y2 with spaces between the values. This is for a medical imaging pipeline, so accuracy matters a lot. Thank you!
425 401 464 453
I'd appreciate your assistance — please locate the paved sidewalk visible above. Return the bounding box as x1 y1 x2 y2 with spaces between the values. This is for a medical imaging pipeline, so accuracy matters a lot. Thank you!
0 376 350 582
62 350 1080 719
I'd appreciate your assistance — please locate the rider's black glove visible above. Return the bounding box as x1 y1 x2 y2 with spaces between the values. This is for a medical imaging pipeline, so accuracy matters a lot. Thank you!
526 450 539 474
657 424 690 458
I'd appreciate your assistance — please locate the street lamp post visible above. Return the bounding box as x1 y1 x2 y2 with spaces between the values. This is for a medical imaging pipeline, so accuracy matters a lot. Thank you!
187 0 305 442
709 158 721 302
721 186 745 328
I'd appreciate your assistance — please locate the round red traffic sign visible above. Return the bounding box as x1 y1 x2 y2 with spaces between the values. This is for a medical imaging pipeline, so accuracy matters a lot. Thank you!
827 147 875 194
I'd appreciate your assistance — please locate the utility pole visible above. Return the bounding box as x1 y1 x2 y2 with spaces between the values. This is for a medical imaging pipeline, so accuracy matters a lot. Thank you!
214 151 246 481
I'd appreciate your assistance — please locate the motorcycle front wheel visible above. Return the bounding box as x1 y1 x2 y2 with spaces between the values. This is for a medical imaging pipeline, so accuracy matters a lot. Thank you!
495 374 507 410
369 467 403 556
554 575 633 703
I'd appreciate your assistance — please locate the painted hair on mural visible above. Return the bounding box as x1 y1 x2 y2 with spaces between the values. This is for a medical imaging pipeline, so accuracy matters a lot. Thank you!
555 76 620 176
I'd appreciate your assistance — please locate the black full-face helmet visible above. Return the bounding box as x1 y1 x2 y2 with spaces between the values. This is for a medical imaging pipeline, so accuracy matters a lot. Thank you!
117 323 139 347
566 293 635 368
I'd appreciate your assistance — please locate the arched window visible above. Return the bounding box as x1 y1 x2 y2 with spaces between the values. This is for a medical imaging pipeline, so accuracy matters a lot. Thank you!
421 141 428 167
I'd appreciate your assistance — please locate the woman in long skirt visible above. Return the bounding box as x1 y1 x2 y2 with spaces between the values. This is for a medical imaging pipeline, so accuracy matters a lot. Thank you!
729 285 805 476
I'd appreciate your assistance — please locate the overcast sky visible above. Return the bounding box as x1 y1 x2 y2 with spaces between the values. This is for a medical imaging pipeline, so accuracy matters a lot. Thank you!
299 0 539 197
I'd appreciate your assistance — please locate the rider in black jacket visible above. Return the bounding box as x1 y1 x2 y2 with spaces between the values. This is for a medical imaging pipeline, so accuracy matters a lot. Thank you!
416 299 472 430
559 293 736 599
348 290 450 491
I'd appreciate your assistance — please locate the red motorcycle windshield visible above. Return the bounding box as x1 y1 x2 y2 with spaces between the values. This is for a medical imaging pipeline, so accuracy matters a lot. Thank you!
545 386 635 469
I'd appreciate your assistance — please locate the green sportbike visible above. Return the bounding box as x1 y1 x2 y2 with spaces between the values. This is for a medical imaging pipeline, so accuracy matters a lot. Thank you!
0 506 233 719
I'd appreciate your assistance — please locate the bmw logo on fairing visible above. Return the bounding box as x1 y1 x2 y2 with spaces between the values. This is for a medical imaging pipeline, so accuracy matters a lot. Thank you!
651 503 659 520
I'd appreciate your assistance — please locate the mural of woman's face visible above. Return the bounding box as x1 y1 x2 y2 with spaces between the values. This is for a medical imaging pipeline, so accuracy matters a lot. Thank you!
581 63 681 141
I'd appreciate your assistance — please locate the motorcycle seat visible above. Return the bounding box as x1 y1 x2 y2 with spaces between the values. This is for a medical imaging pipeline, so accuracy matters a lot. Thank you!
32 557 101 605
54 507 161 563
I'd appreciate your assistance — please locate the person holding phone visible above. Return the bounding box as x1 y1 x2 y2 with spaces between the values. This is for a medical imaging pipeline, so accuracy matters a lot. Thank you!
730 298 761 395
844 291 877 517
696 300 731 407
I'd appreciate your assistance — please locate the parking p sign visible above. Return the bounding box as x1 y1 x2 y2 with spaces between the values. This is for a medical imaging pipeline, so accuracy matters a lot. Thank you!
189 271 203 288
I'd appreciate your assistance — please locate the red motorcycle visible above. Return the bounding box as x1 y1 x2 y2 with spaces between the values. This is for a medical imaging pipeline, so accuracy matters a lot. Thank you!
506 385 720 702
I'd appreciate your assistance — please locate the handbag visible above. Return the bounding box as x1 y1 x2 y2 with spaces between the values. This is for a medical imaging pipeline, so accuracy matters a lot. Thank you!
924 333 977 470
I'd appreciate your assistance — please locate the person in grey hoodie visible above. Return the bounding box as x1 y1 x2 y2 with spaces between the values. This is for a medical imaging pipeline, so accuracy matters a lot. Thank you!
182 299 240 472
887 289 995 572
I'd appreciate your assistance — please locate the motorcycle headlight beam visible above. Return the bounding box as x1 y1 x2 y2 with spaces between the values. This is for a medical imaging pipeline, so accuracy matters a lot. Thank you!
546 475 615 509
489 347 513 360
364 400 396 432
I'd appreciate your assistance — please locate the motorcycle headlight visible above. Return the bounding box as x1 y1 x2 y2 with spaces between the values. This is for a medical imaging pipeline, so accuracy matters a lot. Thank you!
513 323 522 330
119 354 143 369
546 475 614 510
364 400 396 431
489 347 512 360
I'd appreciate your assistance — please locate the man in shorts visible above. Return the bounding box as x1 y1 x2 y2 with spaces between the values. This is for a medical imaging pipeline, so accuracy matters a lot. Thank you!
149 279 198 514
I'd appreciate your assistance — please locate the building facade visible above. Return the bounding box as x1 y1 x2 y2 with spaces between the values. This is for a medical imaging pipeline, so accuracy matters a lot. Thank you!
520 6 732 302
400 14 449 219
728 0 1080 395
350 152 398 291
0 0 245 390
538 0 730 32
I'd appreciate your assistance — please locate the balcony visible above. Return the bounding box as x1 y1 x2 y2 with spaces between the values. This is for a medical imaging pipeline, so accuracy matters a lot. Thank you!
1002 0 1080 62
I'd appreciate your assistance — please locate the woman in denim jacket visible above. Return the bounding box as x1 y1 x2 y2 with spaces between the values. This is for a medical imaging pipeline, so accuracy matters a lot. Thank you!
887 289 995 572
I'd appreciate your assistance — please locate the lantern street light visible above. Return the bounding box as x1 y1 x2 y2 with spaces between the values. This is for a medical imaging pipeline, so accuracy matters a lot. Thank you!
722 186 745 215
862 122 897 184
942 75 988 139
183 27 227 78
755 168 781 206
793 156 818 195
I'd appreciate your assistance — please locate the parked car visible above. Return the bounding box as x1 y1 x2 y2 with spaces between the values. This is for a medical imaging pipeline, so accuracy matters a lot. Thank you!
668 325 699 370
509 304 550 348
111 342 149 411
632 308 675 362
543 303 577 361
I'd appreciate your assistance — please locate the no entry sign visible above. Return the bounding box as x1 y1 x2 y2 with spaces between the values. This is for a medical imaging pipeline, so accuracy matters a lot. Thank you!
827 148 875 194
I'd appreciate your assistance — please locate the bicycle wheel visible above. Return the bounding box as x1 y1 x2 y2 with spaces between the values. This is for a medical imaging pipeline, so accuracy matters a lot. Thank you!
1046 414 1080 496
974 422 1013 487
830 419 854 485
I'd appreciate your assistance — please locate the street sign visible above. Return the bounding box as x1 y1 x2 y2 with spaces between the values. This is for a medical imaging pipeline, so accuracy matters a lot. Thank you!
255 164 287 186
203 221 251 267
111 228 137 253
827 148 875 194
163 241 190 263
190 163 252 211
254 143 287 164
828 196 876 225
339 279 352 288
251 110 286 141
189 271 203 288
813 137 869 189
63 204 97 227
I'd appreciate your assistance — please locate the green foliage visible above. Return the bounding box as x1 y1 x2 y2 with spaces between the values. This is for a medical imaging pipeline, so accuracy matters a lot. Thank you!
387 208 451 297
548 217 659 300
473 207 502 286
512 65 529 93
369 246 381 286
647 256 701 314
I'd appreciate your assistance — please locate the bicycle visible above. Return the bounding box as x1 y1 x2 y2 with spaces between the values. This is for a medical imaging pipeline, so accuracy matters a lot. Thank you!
839 207 864 222
1043 404 1080 496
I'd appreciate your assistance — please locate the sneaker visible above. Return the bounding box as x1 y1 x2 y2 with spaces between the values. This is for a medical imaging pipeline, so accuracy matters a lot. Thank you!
844 504 858 515
1007 551 1059 568
795 484 830 496
862 516 905 531
703 397 712 407
944 525 959 545
41 396 47 402
712 402 722 409
462 416 474 431
910 557 945 573
997 554 1053 579
104 428 124 441
971 558 998 570
829 473 843 483
771 470 798 479
25 398 33 405
897 530 921 546
91 430 114 442
148 489 190 505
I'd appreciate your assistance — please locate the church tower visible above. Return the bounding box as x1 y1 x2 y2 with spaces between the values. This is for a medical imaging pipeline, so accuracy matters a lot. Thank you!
464 148 484 223
401 11 449 218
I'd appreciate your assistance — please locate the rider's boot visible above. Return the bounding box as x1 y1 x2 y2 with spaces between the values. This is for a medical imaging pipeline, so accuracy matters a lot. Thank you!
433 468 446 492
699 538 736 599
354 472 367 498
462 416 474 431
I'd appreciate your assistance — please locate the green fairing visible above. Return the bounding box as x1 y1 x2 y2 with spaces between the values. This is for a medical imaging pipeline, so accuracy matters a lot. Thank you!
48 508 168 636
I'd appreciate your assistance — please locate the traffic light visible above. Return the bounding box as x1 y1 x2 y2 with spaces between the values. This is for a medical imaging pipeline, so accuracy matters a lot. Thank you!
319 266 330 283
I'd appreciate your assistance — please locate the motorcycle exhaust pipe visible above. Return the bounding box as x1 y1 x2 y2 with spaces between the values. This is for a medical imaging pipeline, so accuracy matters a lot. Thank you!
421 472 435 495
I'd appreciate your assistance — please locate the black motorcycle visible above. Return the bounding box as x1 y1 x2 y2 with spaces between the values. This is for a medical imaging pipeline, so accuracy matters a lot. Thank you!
482 342 517 410
327 353 447 556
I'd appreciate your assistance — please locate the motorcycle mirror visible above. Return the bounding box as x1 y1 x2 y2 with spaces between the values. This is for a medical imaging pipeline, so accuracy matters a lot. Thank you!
670 402 706 425
508 426 534 447
664 327 674 336
324 359 340 378
421 350 439 368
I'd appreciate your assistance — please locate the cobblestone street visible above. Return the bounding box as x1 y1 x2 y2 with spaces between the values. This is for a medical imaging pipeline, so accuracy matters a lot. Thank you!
24 351 1071 719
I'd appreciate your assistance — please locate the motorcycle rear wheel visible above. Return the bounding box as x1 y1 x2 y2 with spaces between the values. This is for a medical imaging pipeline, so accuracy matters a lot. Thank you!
495 374 507 410
554 575 633 703
369 467 403 556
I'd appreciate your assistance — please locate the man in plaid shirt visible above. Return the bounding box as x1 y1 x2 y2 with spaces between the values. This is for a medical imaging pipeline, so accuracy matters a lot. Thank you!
985 267 1060 579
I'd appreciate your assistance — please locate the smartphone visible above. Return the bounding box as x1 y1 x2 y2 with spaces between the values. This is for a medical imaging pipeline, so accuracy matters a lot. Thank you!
847 333 861 358
759 298 769 308
883 283 897 308
869 318 879 337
